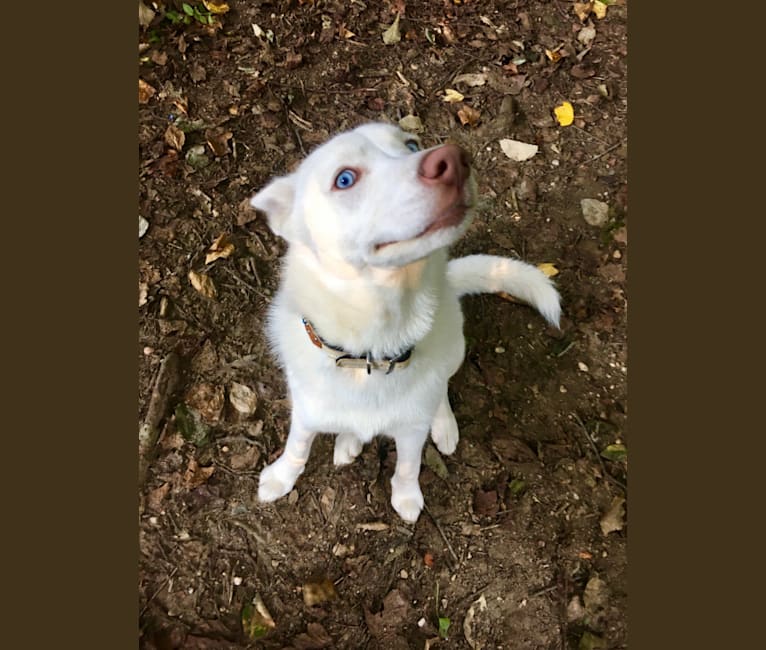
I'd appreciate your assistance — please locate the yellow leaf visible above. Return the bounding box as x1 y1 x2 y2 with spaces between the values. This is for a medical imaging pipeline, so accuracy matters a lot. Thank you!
442 88 465 103
382 13 401 45
545 48 563 63
202 1 230 14
573 2 593 21
592 0 608 19
205 233 235 264
554 101 574 126
537 263 559 278
188 270 217 298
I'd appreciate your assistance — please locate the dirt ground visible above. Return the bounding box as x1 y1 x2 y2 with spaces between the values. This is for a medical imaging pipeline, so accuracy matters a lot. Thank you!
138 1 628 648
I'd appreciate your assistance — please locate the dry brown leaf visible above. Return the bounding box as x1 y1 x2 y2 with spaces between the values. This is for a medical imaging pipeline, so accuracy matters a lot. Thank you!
205 233 235 264
206 130 233 157
228 381 258 415
424 552 434 567
545 48 564 63
382 13 401 45
138 1 155 27
146 482 170 511
188 270 217 298
164 124 185 151
600 496 626 535
457 105 481 127
182 457 215 490
364 590 411 639
229 444 261 471
185 383 225 424
453 72 487 87
139 78 156 104
356 521 389 532
302 577 338 606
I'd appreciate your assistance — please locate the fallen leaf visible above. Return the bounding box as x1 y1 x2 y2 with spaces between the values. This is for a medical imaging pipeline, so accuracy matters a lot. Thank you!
356 521 389 532
303 577 338 606
188 270 217 298
574 2 594 21
424 443 449 479
442 88 464 103
473 488 498 516
202 0 229 14
292 622 333 649
438 617 451 639
571 64 596 79
229 381 258 415
184 383 225 425
182 457 215 490
423 552 434 568
228 444 261 470
139 78 156 104
600 496 626 535
453 72 487 87
578 25 596 45
382 13 401 45
462 594 488 650
508 478 527 496
139 283 149 307
592 0 608 19
554 101 575 126
583 575 609 611
545 48 563 63
164 124 186 151
205 234 235 264
206 130 233 157
138 1 155 27
600 443 627 462
364 589 411 639
284 50 303 69
174 403 211 446
499 138 538 162
537 262 559 278
399 114 424 132
146 482 170 511
457 105 481 127
241 594 276 640
579 631 606 650
185 145 209 170
320 486 336 519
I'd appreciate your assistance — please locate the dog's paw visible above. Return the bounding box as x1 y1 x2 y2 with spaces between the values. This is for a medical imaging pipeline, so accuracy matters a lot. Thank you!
431 410 459 455
390 482 425 523
257 461 297 503
333 433 363 466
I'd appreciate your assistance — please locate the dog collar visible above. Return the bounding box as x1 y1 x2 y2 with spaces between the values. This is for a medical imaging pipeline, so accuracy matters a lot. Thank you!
301 318 413 375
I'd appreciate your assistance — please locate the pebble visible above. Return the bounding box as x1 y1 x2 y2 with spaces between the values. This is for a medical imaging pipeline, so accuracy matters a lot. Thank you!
139 215 149 238
233 576 243 586
578 362 589 372
495 346 506 354
400 569 408 579
581 198 609 226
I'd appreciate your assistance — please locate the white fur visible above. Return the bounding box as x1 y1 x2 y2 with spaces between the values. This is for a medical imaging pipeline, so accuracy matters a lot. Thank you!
250 123 560 522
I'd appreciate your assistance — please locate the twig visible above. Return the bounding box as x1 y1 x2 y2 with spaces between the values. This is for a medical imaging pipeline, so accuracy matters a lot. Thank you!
140 566 178 617
572 413 627 492
585 139 626 164
138 352 180 487
424 504 460 566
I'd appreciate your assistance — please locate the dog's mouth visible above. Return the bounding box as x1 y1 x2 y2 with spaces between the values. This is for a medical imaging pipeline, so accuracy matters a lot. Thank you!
374 200 471 252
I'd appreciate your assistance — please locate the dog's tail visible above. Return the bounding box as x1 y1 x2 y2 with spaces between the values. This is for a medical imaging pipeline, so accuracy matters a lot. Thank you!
447 254 561 328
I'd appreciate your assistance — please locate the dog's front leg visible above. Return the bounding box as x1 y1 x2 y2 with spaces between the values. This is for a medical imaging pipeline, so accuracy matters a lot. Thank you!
389 426 429 523
430 389 460 455
258 414 316 503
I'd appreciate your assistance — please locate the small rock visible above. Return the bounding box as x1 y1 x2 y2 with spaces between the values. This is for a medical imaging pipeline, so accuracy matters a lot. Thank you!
578 361 589 372
399 569 408 579
581 198 609 226
229 382 258 416
139 215 149 238
567 595 585 622
398 114 424 133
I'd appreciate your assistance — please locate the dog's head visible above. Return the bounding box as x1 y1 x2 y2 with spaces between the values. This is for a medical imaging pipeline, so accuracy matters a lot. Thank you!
250 123 476 268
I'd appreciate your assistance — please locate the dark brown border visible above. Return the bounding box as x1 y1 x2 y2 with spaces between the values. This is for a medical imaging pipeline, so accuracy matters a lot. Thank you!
4 3 137 648
627 1 759 647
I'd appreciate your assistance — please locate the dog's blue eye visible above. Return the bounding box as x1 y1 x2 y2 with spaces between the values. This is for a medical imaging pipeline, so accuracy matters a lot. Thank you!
335 169 357 189
405 140 420 152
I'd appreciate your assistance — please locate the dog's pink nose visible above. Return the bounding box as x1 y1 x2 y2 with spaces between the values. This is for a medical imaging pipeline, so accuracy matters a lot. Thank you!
418 144 471 188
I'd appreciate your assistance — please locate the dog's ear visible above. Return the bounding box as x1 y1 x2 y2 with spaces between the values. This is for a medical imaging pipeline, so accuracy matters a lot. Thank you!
250 175 296 240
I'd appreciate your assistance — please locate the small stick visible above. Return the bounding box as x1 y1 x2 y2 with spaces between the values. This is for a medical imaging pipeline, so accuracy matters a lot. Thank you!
424 505 460 566
585 139 626 164
140 566 178 617
572 412 627 492
138 352 180 487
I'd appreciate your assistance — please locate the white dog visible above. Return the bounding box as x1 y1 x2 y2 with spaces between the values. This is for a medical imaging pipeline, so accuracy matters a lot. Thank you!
250 123 560 523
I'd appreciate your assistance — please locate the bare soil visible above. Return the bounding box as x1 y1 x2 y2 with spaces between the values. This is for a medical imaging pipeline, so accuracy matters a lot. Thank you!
138 1 628 648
